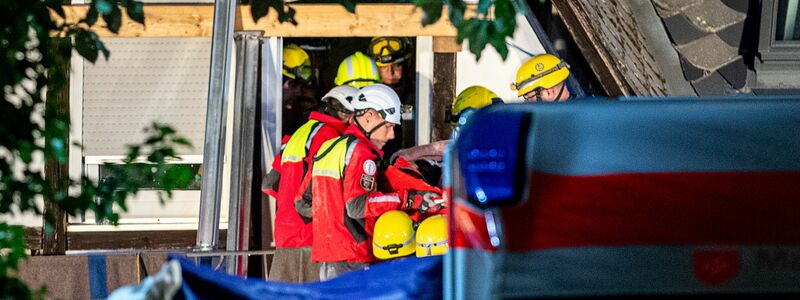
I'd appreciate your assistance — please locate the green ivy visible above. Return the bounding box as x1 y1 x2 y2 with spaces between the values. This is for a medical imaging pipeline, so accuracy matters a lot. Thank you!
248 0 522 59
1 1 192 298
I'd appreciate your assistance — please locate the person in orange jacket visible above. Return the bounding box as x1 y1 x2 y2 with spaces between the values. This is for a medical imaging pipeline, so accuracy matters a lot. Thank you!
261 85 360 283
294 83 443 281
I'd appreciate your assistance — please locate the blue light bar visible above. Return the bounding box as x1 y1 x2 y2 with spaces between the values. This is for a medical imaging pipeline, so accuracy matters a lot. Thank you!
454 107 530 208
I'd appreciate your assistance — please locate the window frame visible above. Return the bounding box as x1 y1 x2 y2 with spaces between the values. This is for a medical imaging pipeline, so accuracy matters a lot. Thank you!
758 0 800 61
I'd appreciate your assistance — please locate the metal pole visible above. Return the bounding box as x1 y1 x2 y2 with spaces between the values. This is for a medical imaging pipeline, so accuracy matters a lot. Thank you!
197 0 237 252
225 31 263 275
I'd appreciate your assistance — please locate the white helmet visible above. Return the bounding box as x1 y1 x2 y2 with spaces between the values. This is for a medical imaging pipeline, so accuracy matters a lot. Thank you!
354 84 402 125
322 85 359 112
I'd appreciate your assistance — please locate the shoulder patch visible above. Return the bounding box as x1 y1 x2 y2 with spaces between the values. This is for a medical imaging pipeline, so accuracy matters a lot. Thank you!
363 160 377 176
360 174 375 191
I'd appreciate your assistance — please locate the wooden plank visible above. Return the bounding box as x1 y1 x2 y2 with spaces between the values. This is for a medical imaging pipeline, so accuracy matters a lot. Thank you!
59 4 467 38
68 230 227 250
431 52 457 142
433 36 462 53
552 1 629 97
42 39 71 256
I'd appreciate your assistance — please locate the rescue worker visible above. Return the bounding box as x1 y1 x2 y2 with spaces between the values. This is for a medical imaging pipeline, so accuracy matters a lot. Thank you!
391 86 503 177
296 83 443 281
334 51 382 88
511 53 572 102
262 85 360 283
368 37 415 158
282 44 318 134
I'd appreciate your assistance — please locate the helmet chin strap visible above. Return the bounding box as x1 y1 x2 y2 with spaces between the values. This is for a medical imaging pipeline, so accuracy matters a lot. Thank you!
354 111 389 140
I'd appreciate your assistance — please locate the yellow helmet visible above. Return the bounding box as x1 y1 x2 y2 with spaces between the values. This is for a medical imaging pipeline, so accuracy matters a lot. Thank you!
368 37 410 67
335 51 382 88
283 44 312 82
511 54 570 97
415 215 448 257
373 210 416 260
450 86 502 124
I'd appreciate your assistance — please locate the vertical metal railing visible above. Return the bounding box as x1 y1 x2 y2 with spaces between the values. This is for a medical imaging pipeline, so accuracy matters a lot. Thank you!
197 0 237 252
225 31 263 275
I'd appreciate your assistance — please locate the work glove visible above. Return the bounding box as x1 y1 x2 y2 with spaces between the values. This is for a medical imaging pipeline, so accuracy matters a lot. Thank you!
404 191 445 214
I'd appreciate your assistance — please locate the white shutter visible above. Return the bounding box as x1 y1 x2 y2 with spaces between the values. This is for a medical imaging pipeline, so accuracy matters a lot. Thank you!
82 37 211 156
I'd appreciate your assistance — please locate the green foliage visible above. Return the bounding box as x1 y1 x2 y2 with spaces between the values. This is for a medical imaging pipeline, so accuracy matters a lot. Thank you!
1 0 192 298
246 0 522 60
438 0 520 59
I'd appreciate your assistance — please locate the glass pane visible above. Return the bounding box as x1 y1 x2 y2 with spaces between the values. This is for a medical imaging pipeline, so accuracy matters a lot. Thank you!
776 0 800 41
99 164 203 190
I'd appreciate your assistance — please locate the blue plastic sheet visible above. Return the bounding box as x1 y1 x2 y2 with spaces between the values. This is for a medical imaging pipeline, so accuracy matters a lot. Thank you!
174 256 443 300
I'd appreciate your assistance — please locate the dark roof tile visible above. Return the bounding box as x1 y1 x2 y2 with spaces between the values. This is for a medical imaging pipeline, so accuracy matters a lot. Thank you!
662 14 709 45
718 57 748 89
721 0 750 13
653 0 699 18
682 0 746 32
691 71 732 96
676 34 739 71
679 53 707 81
717 20 746 48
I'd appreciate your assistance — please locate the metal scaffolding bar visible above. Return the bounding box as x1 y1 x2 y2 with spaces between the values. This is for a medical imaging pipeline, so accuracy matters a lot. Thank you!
196 0 237 252
225 31 263 275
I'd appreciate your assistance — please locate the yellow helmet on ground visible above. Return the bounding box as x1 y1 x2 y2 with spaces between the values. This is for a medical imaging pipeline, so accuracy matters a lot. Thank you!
450 86 502 124
335 51 382 88
368 37 410 67
416 215 448 257
511 53 570 97
283 44 312 82
373 210 416 260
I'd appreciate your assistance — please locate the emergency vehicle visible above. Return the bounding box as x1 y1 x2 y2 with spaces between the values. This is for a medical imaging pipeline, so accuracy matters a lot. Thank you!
444 98 800 298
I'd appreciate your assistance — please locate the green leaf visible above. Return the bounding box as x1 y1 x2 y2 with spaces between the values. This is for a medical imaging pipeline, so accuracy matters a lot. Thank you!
414 0 443 26
489 29 509 59
48 2 66 19
97 37 110 61
125 1 145 24
284 7 297 25
455 18 476 44
94 0 113 15
74 29 99 63
493 0 516 36
338 0 357 14
468 20 490 60
446 0 466 26
84 6 99 26
250 0 270 22
103 5 122 34
476 0 491 15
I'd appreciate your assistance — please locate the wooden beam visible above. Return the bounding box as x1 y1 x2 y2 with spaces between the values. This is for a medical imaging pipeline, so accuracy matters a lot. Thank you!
41 39 71 256
68 230 228 250
59 4 467 38
431 52 457 142
433 36 462 53
552 1 629 97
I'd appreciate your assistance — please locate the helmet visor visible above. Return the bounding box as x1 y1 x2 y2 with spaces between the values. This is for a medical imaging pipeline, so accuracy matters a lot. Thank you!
369 37 405 64
284 65 312 82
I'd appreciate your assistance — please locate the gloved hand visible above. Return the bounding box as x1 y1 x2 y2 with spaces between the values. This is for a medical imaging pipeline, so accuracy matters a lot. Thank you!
405 191 445 214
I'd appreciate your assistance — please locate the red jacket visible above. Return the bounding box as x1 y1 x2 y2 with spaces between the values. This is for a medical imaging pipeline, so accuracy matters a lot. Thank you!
301 125 416 263
263 112 348 249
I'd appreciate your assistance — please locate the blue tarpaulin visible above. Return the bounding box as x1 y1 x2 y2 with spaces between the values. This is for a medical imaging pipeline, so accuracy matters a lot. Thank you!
174 256 443 300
